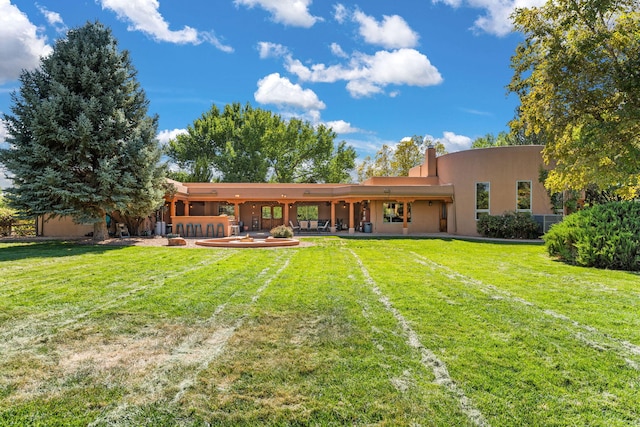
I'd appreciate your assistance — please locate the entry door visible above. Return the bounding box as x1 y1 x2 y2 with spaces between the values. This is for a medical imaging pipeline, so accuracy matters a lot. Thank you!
261 205 283 230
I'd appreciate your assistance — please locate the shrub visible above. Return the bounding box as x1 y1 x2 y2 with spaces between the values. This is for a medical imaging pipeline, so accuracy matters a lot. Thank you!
270 225 294 238
544 201 640 271
476 211 541 239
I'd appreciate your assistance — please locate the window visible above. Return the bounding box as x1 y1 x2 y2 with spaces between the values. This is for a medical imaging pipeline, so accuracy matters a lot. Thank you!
297 205 318 220
517 181 532 212
475 182 490 220
383 202 411 223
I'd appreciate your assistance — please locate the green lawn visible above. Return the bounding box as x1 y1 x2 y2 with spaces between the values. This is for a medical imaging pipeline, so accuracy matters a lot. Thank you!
0 237 638 426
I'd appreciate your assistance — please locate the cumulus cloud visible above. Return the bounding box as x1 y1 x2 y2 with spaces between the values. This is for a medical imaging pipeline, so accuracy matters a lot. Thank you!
330 43 348 58
285 48 443 98
257 41 289 59
36 3 66 32
157 128 188 147
235 0 319 28
0 1 52 84
254 73 326 111
426 131 473 152
433 0 546 36
99 0 233 51
352 9 419 49
324 120 362 134
333 3 348 24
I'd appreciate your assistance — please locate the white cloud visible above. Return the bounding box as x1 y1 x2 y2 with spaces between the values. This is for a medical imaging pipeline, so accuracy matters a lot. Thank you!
285 48 443 98
257 41 289 59
0 1 52 84
234 0 319 28
99 0 233 51
36 4 66 32
324 120 361 134
157 128 188 147
426 131 472 152
352 10 419 49
254 73 326 111
433 0 546 36
333 3 348 24
330 43 348 58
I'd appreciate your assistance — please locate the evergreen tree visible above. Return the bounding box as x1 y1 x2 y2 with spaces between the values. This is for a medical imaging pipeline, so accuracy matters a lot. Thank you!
0 22 166 240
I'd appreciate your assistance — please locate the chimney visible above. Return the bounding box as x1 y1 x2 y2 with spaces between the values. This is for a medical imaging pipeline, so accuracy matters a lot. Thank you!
426 145 437 177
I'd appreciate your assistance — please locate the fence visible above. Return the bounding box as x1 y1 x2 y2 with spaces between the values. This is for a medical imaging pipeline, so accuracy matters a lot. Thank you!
0 220 37 237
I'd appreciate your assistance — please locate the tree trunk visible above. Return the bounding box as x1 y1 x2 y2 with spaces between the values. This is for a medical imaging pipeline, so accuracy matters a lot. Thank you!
93 213 108 241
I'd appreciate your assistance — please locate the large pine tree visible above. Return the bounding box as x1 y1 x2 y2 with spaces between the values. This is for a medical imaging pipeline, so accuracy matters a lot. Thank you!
0 21 166 240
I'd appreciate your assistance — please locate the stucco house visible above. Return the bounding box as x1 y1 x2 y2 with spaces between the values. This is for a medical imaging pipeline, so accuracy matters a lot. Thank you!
39 145 559 238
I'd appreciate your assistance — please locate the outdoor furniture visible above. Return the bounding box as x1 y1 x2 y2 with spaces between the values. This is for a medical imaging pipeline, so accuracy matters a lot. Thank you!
289 220 300 232
175 223 185 236
230 224 240 236
186 223 194 237
206 223 215 237
216 223 225 237
299 220 309 231
318 220 330 232
117 223 130 238
309 220 318 231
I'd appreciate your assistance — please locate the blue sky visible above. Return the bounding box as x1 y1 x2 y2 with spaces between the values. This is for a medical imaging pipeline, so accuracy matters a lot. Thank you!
0 0 545 187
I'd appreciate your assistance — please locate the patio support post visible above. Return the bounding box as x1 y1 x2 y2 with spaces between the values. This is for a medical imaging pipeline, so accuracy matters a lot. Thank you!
184 200 190 216
402 198 409 235
234 203 240 221
169 198 176 218
284 203 290 226
348 201 355 234
330 202 336 233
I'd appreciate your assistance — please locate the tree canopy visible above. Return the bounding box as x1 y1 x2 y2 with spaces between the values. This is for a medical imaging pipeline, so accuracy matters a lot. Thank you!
357 135 446 181
0 21 166 240
471 129 545 148
509 0 640 199
166 103 356 183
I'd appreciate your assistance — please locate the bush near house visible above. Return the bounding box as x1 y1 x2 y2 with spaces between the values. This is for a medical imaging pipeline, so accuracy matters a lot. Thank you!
270 225 294 238
544 201 640 271
476 211 540 239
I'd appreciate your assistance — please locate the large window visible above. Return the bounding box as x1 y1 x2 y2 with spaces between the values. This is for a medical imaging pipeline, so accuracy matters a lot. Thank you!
383 202 411 223
516 180 532 212
297 205 318 220
475 182 490 220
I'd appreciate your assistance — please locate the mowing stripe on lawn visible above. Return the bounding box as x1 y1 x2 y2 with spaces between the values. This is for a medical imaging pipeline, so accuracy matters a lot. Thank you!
348 248 489 427
409 251 640 370
0 252 234 359
89 251 294 426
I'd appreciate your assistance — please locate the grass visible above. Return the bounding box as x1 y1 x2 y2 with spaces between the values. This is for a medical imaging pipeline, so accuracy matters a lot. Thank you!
0 237 638 426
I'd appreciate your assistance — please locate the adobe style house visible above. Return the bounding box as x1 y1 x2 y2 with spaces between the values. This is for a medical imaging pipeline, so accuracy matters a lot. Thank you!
39 145 557 238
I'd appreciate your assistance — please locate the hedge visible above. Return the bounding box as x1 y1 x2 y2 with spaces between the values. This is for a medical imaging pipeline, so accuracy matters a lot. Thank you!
544 201 640 271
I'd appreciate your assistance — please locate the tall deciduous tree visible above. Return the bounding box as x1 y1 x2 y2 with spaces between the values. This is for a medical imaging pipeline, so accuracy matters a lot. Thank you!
167 102 356 183
357 135 446 181
0 22 166 240
509 0 640 198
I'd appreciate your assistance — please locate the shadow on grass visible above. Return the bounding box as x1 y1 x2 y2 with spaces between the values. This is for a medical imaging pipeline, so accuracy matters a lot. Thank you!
0 240 131 262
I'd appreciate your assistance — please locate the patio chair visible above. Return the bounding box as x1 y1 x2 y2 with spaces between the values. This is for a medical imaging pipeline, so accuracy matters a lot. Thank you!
289 220 300 233
318 220 330 232
309 220 318 231
299 220 309 231
117 223 130 238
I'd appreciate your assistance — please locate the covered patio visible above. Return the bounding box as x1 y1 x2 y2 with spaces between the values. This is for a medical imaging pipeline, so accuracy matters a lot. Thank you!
163 179 454 237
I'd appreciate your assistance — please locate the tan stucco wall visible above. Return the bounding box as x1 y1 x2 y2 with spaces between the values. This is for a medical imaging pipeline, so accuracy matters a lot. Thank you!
369 200 442 233
436 145 553 236
40 216 94 237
